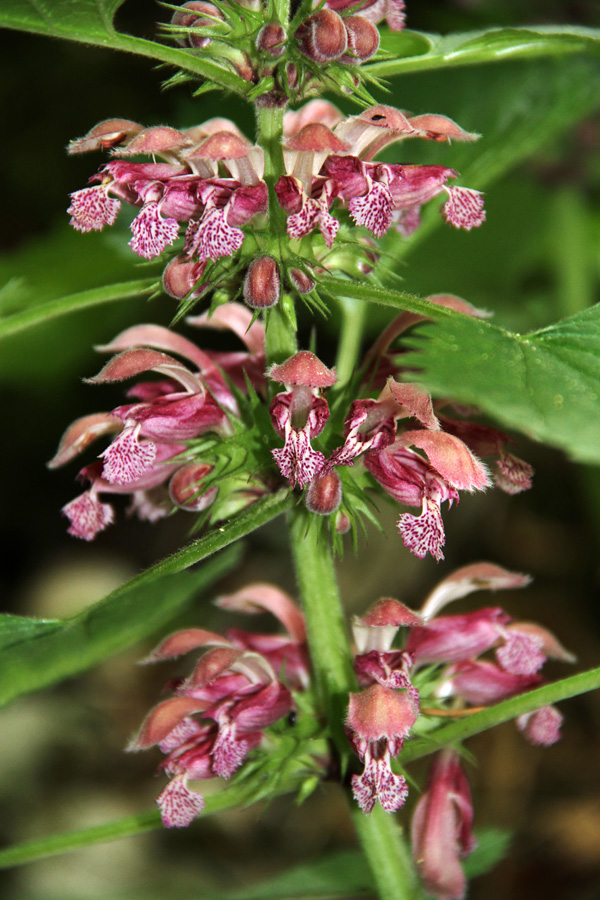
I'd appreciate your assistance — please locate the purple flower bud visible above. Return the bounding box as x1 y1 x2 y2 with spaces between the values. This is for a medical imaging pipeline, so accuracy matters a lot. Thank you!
295 10 348 64
341 15 380 64
256 23 287 57
169 462 218 512
243 256 281 309
289 267 316 295
162 256 208 300
170 1 223 48
305 470 342 515
411 750 476 900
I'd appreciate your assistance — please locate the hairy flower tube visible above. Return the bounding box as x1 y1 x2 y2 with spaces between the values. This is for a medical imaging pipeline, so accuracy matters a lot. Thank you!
411 750 476 900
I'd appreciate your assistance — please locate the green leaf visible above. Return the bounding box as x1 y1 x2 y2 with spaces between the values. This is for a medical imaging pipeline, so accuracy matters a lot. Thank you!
214 850 374 899
406 303 600 464
0 615 60 652
0 549 239 709
0 0 250 94
463 828 512 878
0 278 157 342
0 489 292 707
403 666 600 764
0 771 290 871
373 57 600 272
368 25 600 77
319 276 453 319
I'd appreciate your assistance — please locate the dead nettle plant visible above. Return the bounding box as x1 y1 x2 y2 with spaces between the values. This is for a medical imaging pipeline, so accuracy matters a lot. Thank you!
1 1 600 898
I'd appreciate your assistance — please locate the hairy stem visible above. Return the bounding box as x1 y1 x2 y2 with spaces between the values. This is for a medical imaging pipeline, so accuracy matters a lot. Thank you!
289 509 356 754
352 805 423 900
256 104 297 365
335 295 367 386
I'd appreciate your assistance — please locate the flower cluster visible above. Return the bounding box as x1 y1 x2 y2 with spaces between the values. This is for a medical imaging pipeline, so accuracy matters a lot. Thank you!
48 304 267 540
267 293 533 561
128 584 309 827
166 0 387 101
129 566 574 898
66 100 484 312
346 562 574 831
50 290 532 561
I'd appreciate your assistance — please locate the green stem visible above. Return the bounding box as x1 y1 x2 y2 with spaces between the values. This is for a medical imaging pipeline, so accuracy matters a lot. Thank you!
256 104 286 229
352 805 423 900
335 296 367 386
255 104 298 366
403 665 600 763
0 773 296 870
0 278 157 342
289 509 356 753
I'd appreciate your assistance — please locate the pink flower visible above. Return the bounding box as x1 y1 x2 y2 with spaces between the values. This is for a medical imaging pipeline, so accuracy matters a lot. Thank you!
516 705 563 746
347 683 417 813
276 104 485 249
50 305 266 538
67 120 267 264
365 431 489 562
411 750 476 900
129 586 307 827
268 351 337 489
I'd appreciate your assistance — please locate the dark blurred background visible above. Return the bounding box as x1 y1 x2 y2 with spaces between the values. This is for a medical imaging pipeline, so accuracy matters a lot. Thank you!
1 1 599 898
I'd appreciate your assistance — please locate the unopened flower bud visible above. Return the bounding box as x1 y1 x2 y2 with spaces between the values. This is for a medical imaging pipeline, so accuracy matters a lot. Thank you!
169 463 217 511
286 63 298 90
162 256 208 300
243 256 280 309
256 23 286 57
305 470 342 515
357 237 380 276
171 1 223 48
341 15 380 64
295 10 348 63
335 511 351 533
289 267 316 295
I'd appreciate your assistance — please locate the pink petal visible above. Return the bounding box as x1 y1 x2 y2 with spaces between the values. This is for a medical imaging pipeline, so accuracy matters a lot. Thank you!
211 720 249 778
96 324 215 372
420 562 531 620
129 202 180 260
496 629 546 676
271 428 326 488
216 584 306 642
347 684 417 742
286 198 320 240
157 775 205 828
128 696 210 751
143 628 234 663
352 753 408 814
398 497 445 562
87 348 201 393
100 424 157 485
516 706 563 747
62 490 114 541
48 413 122 468
399 430 490 492
443 186 486 230
494 451 534 494
68 186 121 232
186 302 265 355
188 206 245 263
349 180 394 238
